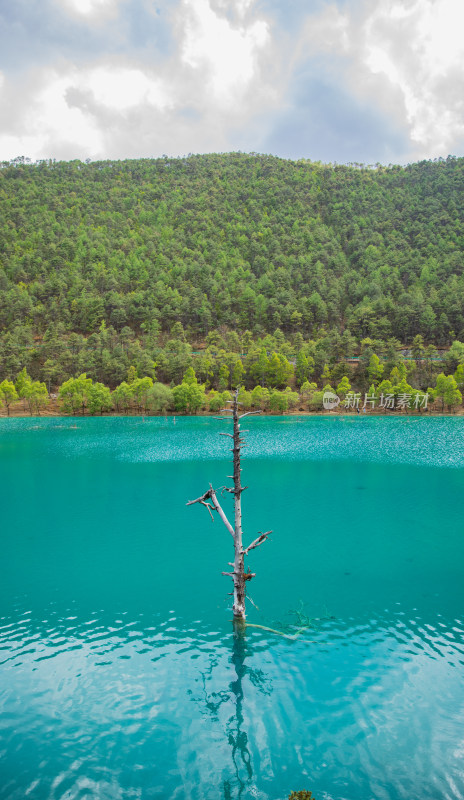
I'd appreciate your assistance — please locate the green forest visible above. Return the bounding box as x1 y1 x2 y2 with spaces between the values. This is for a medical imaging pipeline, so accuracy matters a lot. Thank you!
1 152 464 414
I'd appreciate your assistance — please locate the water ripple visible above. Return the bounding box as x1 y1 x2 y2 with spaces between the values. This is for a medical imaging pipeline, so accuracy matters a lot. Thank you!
1 418 464 799
1 606 464 799
3 415 464 468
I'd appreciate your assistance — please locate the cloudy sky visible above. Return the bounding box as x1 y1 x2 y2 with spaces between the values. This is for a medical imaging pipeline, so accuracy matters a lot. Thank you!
1 0 464 164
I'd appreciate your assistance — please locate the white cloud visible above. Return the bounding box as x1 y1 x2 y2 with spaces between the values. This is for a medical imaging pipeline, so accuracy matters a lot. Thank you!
40 73 103 144
415 0 464 74
0 63 172 161
180 0 269 104
57 0 122 19
287 0 464 160
363 0 464 155
0 69 103 161
296 4 350 58
78 66 170 111
1 0 463 163
0 0 273 161
235 0 254 17
212 0 254 18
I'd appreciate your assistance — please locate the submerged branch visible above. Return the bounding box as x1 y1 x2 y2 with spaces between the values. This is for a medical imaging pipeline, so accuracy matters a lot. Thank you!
244 623 311 641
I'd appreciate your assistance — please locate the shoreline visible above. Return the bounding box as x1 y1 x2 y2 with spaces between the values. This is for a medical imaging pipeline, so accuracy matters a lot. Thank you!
1 400 462 421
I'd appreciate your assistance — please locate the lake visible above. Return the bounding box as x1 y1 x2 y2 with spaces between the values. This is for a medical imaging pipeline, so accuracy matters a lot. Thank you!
1 415 463 800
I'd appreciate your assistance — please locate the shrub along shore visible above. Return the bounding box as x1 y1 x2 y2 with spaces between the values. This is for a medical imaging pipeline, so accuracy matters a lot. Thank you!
0 361 462 417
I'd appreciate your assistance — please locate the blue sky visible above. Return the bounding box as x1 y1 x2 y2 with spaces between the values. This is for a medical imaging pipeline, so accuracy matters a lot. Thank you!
1 0 463 164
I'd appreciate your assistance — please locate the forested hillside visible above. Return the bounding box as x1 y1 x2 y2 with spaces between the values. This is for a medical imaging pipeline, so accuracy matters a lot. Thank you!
1 152 464 396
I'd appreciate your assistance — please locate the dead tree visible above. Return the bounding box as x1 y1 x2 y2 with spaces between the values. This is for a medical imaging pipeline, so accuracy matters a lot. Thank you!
187 388 271 621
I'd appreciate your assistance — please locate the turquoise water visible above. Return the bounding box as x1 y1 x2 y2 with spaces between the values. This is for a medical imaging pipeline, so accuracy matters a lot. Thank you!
1 416 463 800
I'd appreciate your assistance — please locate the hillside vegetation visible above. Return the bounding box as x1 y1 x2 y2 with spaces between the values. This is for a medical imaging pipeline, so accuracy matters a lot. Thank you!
1 153 464 403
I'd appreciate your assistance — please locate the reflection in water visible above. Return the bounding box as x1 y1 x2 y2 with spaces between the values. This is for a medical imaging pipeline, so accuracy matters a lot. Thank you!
223 625 253 800
221 609 319 799
197 622 271 800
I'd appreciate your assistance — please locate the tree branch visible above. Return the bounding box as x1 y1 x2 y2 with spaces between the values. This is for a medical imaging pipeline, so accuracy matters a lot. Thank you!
203 502 215 521
239 411 262 419
209 485 235 537
187 485 235 537
186 489 213 507
186 489 216 520
242 530 271 555
220 485 235 495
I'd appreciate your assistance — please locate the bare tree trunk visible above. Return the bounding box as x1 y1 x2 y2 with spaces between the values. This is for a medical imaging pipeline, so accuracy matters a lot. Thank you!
232 392 246 619
187 387 271 621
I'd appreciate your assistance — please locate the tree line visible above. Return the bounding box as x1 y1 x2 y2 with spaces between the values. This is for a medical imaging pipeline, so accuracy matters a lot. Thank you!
1 153 464 393
1 355 462 416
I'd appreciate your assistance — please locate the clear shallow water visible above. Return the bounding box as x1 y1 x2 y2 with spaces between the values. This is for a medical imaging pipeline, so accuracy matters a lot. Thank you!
0 415 463 800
